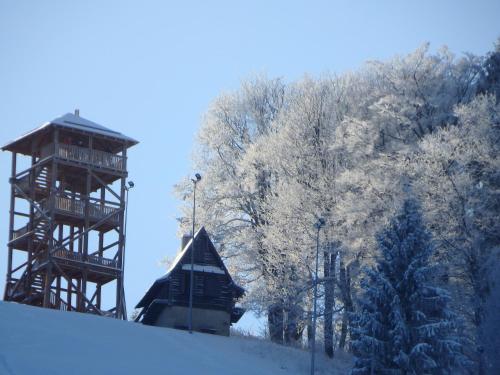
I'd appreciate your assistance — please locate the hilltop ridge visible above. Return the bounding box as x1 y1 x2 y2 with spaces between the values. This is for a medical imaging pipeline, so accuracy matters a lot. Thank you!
0 301 352 375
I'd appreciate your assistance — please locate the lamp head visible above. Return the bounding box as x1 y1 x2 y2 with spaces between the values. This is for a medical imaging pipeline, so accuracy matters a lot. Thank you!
128 181 135 189
192 173 202 183
314 217 326 230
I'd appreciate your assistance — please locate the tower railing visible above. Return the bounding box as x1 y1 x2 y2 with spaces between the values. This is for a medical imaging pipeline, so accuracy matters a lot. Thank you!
49 194 121 225
41 143 126 171
11 194 120 243
52 249 119 269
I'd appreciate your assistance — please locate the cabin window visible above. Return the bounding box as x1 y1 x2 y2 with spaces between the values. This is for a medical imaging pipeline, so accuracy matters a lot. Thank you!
182 272 205 296
182 273 189 296
194 275 204 296
204 276 219 297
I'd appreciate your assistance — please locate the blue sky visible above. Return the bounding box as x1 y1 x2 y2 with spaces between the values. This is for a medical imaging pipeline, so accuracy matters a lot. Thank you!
0 0 499 331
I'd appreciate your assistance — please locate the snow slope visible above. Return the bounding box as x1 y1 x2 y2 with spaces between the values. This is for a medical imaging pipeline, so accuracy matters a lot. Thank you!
0 301 352 375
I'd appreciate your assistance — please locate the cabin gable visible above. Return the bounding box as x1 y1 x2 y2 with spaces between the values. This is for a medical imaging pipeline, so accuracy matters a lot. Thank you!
135 227 245 336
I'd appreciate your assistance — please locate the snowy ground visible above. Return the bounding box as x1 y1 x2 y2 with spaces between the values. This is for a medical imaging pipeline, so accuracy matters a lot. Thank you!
0 301 352 375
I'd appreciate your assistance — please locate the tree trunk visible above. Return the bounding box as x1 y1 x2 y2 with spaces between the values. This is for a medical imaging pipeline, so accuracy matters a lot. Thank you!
284 304 304 346
339 260 353 350
307 311 313 349
268 303 284 344
339 308 348 350
324 248 337 358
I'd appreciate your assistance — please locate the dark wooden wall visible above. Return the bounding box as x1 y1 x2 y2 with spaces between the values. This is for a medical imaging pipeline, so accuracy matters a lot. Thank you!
166 236 235 312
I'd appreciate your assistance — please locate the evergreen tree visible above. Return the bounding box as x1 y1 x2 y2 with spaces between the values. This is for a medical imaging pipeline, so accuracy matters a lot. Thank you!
351 199 464 374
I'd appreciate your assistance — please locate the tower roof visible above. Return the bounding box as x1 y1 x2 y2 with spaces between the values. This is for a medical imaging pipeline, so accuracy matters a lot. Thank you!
2 112 138 154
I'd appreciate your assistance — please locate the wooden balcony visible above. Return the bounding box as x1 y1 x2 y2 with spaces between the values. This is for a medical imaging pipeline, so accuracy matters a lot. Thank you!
53 249 119 269
11 196 121 249
41 143 126 172
51 249 120 284
47 195 121 229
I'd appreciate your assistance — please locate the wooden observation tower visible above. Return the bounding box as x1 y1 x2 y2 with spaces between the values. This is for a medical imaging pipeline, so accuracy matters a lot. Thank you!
2 111 138 319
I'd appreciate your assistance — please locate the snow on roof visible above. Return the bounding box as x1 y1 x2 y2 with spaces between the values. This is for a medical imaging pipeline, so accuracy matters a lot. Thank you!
2 112 138 151
180 264 225 274
50 113 138 143
157 226 204 281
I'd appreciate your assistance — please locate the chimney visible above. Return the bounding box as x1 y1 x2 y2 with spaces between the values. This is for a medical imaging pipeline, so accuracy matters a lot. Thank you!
74 109 80 117
181 234 192 251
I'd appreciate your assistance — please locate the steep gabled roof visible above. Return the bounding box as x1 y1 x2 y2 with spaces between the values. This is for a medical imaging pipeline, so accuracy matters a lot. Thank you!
2 112 138 153
136 227 244 309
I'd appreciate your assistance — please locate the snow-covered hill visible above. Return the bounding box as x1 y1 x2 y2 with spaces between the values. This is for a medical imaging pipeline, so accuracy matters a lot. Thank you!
0 301 352 374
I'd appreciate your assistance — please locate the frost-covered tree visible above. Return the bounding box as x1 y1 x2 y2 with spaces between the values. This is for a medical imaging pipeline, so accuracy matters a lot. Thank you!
365 44 480 151
407 95 500 372
252 75 368 352
334 45 481 251
173 76 288 342
351 199 464 374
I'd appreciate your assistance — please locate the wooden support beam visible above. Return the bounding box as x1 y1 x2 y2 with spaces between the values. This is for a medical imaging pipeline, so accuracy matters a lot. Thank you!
6 152 17 287
12 184 50 221
13 211 30 218
56 276 61 309
89 170 121 200
43 129 58 308
10 260 29 274
13 156 53 179
89 240 119 256
52 261 102 316
49 208 123 256
116 145 127 319
82 165 91 307
67 277 72 311
96 284 102 310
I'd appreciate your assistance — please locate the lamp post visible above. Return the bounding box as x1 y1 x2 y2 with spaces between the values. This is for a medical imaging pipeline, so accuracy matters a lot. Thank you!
188 173 201 333
311 217 325 375
121 180 134 320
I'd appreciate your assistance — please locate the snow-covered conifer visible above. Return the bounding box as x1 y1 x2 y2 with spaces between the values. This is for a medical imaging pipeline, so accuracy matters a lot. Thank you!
351 199 464 374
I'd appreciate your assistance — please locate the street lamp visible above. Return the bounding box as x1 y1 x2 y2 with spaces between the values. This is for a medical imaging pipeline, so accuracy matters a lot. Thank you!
311 217 325 375
121 180 134 320
188 173 201 333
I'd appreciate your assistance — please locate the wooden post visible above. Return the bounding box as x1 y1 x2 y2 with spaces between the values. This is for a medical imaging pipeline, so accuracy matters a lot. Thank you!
96 187 105 311
56 276 61 308
81 136 92 312
77 226 83 311
67 225 74 310
115 145 127 319
5 152 16 296
26 148 37 300
55 224 64 308
82 165 91 312
67 275 72 311
43 128 58 307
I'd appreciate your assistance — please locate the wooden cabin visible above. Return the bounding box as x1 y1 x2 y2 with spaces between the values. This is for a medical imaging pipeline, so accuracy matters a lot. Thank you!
135 227 245 336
